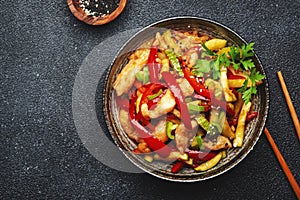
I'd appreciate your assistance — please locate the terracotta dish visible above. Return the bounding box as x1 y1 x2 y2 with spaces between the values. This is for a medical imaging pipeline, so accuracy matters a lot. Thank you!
68 0 127 25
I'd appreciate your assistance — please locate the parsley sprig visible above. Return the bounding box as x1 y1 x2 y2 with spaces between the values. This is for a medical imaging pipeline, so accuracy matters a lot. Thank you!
237 68 265 104
202 42 265 104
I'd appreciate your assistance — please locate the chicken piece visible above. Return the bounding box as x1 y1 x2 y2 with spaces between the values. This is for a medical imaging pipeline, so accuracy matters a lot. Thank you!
175 120 198 153
119 109 140 142
113 49 150 96
163 30 182 56
139 102 150 120
174 30 210 44
188 51 199 66
153 120 168 142
137 142 151 153
176 78 194 97
140 89 176 119
155 32 168 50
204 135 232 150
159 58 170 79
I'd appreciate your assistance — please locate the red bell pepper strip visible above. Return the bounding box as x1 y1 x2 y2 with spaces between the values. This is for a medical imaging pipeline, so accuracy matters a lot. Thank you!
147 46 162 83
181 66 211 99
139 83 166 113
228 117 238 126
227 69 246 79
171 161 184 173
132 83 166 129
129 93 171 157
161 72 192 130
225 105 235 117
185 149 218 163
246 111 258 122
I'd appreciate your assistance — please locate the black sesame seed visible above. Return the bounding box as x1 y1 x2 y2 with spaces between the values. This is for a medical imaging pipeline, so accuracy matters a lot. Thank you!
80 0 120 17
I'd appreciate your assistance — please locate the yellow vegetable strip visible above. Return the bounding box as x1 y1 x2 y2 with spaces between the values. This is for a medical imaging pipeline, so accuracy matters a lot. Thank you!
233 102 252 147
228 79 250 88
220 67 237 102
204 38 227 51
194 151 224 171
222 118 235 140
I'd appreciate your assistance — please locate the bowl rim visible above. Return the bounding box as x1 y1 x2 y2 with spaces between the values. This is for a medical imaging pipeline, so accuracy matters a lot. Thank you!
103 16 270 182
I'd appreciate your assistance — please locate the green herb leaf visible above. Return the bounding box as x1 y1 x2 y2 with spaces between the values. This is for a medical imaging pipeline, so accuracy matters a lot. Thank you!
194 59 211 73
212 68 220 80
237 68 265 104
191 69 204 77
249 68 265 83
241 42 255 58
241 87 255 104
232 62 240 70
228 46 240 63
240 59 255 70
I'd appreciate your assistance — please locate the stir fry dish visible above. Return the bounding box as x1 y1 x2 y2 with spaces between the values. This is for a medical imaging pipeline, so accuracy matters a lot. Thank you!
112 29 265 173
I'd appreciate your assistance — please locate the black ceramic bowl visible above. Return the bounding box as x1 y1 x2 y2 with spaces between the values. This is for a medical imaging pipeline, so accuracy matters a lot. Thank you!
104 17 269 182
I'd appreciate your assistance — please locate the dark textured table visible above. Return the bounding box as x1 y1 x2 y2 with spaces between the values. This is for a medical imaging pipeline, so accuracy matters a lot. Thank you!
1 0 299 199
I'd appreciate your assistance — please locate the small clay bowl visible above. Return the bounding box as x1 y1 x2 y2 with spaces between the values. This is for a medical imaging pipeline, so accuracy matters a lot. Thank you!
68 0 127 25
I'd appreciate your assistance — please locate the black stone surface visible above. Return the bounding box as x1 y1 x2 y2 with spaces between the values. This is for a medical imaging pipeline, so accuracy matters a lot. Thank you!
1 0 299 199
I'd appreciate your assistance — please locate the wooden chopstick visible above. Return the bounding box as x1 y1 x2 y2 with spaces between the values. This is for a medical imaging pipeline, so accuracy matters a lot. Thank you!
277 71 300 140
264 128 300 198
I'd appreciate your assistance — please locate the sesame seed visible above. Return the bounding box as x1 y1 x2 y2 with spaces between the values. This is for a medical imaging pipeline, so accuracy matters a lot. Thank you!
80 0 120 17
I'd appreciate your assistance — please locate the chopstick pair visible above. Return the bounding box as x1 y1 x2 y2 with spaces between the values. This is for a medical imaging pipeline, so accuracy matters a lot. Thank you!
264 71 300 199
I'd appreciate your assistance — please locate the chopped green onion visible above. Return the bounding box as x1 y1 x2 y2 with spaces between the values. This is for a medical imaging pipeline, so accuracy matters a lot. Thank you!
135 66 149 84
211 122 222 133
214 88 222 98
165 49 183 76
135 72 144 82
195 115 210 131
218 111 226 124
196 135 204 150
147 89 163 100
185 97 193 103
166 121 175 140
187 103 205 113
